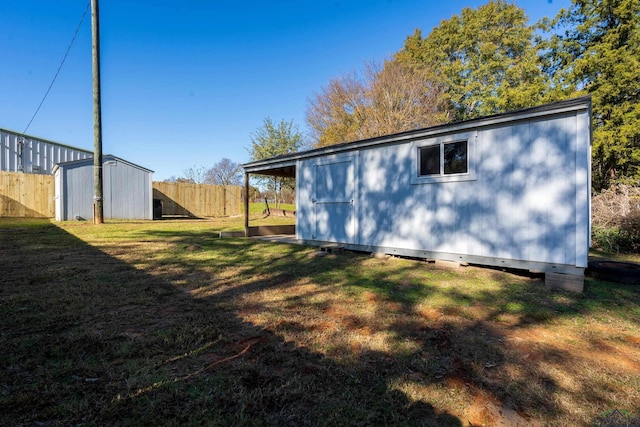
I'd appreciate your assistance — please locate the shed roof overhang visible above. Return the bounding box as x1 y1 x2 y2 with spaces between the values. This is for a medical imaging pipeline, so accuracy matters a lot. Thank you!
241 159 297 237
242 159 296 178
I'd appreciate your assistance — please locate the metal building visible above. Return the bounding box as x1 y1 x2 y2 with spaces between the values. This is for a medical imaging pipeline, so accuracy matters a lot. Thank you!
54 155 153 221
0 128 92 174
243 97 592 284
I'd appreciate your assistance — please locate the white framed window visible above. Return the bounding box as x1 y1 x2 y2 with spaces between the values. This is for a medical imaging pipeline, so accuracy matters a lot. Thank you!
411 132 477 184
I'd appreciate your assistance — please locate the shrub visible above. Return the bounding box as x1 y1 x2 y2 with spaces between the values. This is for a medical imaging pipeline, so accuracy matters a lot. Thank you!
592 225 640 253
591 185 640 253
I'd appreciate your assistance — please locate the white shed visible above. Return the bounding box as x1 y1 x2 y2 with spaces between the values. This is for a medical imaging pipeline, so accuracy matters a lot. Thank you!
242 97 592 281
54 155 153 221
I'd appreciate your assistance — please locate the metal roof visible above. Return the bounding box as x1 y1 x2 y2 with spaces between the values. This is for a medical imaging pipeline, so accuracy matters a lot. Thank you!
0 127 92 154
52 154 154 174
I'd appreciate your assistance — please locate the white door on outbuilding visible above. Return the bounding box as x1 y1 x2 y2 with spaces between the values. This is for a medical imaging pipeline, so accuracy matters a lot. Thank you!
312 156 356 243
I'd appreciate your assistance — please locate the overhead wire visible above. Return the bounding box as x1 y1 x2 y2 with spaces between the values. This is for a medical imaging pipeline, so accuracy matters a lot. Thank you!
23 0 91 135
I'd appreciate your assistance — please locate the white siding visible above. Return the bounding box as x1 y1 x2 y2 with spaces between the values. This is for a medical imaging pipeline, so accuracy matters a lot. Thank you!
297 107 591 271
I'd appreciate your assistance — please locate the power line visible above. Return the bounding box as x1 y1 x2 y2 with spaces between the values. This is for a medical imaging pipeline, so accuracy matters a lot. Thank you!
23 0 91 135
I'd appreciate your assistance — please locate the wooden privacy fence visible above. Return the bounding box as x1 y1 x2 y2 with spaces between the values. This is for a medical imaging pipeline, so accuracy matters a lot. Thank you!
0 171 242 219
152 182 242 217
0 171 54 218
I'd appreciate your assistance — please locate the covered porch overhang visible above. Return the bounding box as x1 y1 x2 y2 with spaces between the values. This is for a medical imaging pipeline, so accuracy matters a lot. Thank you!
242 159 297 237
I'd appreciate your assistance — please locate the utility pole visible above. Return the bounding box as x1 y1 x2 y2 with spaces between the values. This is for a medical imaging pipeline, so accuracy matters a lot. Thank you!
91 0 104 224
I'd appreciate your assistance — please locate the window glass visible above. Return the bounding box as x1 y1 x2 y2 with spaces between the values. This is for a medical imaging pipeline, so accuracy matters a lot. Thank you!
444 141 468 174
412 135 474 185
419 145 440 176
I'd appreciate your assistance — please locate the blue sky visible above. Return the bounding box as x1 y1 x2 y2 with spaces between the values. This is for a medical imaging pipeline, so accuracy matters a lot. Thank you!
0 0 570 181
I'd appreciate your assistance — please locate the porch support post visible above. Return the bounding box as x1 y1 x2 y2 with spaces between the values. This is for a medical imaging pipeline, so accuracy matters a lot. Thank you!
244 172 250 237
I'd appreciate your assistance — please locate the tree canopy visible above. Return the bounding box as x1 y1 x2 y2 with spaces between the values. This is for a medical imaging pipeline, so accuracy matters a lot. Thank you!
306 60 449 147
248 117 303 161
181 165 208 184
540 0 640 190
179 159 242 186
298 0 639 189
248 118 303 206
205 158 243 186
396 0 547 121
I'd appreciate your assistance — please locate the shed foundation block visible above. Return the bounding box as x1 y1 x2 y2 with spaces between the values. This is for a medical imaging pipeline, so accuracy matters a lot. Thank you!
320 244 344 254
435 259 461 270
545 272 584 293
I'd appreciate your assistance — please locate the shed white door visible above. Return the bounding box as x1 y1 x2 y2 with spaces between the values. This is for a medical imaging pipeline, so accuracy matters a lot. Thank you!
313 157 356 243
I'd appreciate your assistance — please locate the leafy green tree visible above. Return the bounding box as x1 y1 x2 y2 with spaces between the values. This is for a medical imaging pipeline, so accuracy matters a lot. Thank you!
248 118 303 207
539 0 640 190
396 0 547 121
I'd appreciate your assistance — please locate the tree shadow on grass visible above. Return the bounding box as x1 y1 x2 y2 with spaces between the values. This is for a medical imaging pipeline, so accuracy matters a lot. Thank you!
3 221 638 425
143 226 640 424
0 222 461 426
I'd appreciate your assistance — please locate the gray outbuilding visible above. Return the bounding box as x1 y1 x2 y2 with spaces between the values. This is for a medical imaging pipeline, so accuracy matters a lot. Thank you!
242 97 592 288
1 128 92 174
54 154 153 221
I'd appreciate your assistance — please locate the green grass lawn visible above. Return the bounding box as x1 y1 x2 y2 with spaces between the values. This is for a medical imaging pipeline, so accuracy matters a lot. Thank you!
246 201 295 214
1 218 639 426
